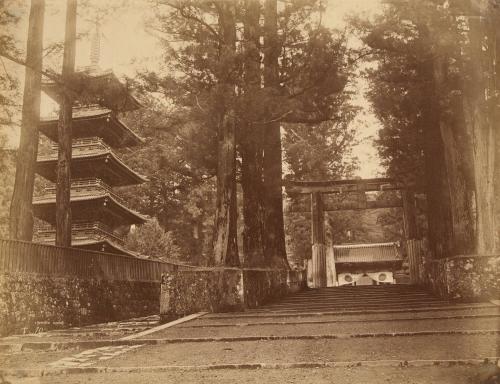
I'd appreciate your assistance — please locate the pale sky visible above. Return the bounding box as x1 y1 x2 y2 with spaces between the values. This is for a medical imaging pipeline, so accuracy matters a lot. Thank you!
5 0 384 178
325 0 384 178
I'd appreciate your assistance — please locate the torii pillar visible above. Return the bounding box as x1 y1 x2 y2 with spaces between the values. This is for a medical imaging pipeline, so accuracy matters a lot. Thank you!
401 188 420 283
402 188 418 240
310 192 327 288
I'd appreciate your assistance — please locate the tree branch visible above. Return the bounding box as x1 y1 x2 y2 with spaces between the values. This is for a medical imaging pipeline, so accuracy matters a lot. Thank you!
0 51 61 84
159 1 222 43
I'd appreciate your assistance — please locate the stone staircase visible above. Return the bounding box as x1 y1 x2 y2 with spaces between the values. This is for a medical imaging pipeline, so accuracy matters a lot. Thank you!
1 285 499 383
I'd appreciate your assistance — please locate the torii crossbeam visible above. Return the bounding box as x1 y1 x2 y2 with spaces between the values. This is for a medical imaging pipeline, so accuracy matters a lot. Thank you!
284 178 418 288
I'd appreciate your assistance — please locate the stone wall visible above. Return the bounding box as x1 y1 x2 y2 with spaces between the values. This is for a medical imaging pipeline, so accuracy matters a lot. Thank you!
0 272 159 336
160 268 305 320
0 240 307 336
422 254 500 301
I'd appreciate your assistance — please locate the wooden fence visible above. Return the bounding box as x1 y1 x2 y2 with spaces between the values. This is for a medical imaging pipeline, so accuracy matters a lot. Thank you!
0 239 193 282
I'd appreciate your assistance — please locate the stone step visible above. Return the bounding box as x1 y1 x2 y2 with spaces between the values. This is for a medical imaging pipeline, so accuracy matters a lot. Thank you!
183 311 500 328
282 289 436 296
141 317 500 340
295 285 429 291
284 292 436 300
260 302 451 311
265 297 448 306
312 286 428 292
284 293 438 300
246 302 470 313
303 292 431 296
204 303 498 319
285 293 436 299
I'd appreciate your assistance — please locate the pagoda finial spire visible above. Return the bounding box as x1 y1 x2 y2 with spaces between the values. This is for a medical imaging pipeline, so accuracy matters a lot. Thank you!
90 18 101 68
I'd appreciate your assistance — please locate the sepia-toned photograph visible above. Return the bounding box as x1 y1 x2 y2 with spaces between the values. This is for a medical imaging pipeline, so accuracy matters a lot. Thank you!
0 0 499 382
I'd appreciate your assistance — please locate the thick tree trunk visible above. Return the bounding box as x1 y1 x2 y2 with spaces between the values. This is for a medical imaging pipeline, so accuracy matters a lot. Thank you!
55 0 77 247
263 0 288 267
213 114 239 265
240 0 265 266
419 23 476 258
213 2 239 266
419 55 454 259
462 12 497 254
401 189 418 240
495 16 500 251
9 0 45 241
240 135 265 265
432 56 476 255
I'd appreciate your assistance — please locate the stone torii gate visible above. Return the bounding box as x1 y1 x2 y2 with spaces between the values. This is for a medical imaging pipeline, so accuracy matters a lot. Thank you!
285 178 418 288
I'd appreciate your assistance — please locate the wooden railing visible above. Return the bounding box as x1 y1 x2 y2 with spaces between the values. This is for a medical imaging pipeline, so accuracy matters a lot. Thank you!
0 239 195 282
49 137 110 153
34 221 127 245
35 178 129 206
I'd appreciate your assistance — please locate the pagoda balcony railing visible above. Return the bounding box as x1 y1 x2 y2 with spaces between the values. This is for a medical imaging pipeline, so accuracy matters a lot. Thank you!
44 137 111 156
34 178 129 206
34 221 126 245
38 137 128 162
37 138 110 161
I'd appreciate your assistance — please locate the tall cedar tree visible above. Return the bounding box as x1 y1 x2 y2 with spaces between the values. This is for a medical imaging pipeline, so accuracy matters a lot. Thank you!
9 0 45 240
239 0 265 266
360 0 498 256
212 2 239 265
55 0 77 247
461 0 498 254
147 0 348 265
262 0 287 266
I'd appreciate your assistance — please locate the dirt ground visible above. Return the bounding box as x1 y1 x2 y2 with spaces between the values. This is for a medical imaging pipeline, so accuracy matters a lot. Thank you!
3 366 499 384
0 351 74 370
100 334 500 367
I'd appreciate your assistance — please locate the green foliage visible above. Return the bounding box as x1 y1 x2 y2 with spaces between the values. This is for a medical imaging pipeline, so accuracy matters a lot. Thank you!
355 0 470 185
124 218 182 261
0 0 21 128
283 119 358 181
0 138 15 238
118 99 216 265
124 0 356 265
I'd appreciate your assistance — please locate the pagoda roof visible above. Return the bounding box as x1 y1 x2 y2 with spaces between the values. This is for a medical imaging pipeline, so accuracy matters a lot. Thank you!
36 144 147 186
74 238 138 257
42 67 141 112
333 242 402 264
34 236 137 257
33 193 147 226
39 107 144 147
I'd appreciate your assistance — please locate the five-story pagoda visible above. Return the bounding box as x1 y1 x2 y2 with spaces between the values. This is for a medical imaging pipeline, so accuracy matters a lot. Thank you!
32 42 146 255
